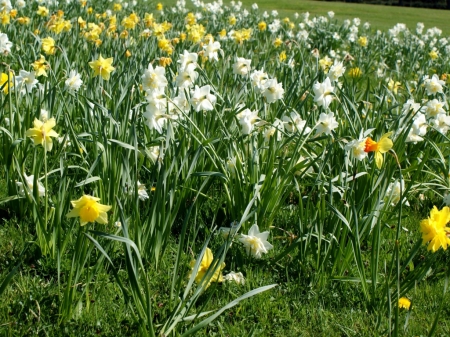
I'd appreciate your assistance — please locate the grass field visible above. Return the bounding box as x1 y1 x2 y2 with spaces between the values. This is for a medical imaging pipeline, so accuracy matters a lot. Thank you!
163 0 450 34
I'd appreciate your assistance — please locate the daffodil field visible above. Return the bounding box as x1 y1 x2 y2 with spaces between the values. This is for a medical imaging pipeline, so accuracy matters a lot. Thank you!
1 0 450 335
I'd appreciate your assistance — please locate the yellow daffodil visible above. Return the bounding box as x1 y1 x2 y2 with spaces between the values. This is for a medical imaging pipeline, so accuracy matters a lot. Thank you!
420 206 450 252
156 3 163 11
364 132 393 168
358 36 368 47
348 67 362 78
37 6 49 17
398 297 411 310
89 55 115 80
273 37 283 48
429 50 438 60
32 55 49 77
41 37 56 55
25 118 59 152
189 248 225 289
0 10 10 25
66 195 112 226
279 51 287 62
258 21 266 31
388 79 401 94
0 72 14 94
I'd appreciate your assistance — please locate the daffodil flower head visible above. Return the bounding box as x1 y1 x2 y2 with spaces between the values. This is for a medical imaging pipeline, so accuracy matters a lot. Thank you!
189 247 225 289
420 206 450 252
25 118 59 152
364 132 393 168
89 54 115 80
238 224 273 259
398 297 411 310
66 194 112 226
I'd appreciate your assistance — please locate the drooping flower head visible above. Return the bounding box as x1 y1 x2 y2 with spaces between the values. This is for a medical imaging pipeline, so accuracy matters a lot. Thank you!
25 118 59 152
66 194 112 226
189 247 225 289
420 206 450 252
364 132 393 168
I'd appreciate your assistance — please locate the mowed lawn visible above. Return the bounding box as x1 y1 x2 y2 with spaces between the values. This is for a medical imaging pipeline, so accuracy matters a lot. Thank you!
162 0 450 35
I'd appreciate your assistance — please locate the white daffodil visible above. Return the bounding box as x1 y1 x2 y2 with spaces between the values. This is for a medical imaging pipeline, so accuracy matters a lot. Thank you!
65 70 83 93
313 77 334 109
232 57 251 76
142 64 168 91
190 85 216 112
327 61 345 82
177 50 198 71
203 40 222 62
315 111 339 136
261 78 284 103
238 224 273 259
345 137 368 161
16 173 45 197
236 108 259 135
423 74 444 96
223 271 245 285
282 111 311 134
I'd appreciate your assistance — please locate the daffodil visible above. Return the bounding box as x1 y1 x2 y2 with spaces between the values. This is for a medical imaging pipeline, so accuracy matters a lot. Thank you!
89 55 115 80
66 195 112 226
41 37 56 55
25 118 59 152
0 71 14 93
189 247 225 289
238 224 273 259
364 132 393 168
32 55 49 77
420 206 450 252
398 297 411 310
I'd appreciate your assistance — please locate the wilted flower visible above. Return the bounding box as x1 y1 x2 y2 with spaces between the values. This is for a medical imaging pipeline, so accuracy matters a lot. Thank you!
223 271 245 285
238 224 273 259
189 247 225 289
66 194 112 226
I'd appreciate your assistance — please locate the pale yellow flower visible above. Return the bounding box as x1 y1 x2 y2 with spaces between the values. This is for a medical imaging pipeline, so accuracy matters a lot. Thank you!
25 118 59 152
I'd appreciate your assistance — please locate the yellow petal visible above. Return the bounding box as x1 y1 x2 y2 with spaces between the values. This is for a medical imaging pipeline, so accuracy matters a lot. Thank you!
375 152 383 169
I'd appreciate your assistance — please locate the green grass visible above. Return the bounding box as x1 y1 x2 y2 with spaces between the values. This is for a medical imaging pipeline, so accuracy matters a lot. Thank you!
1 206 450 336
163 0 450 35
